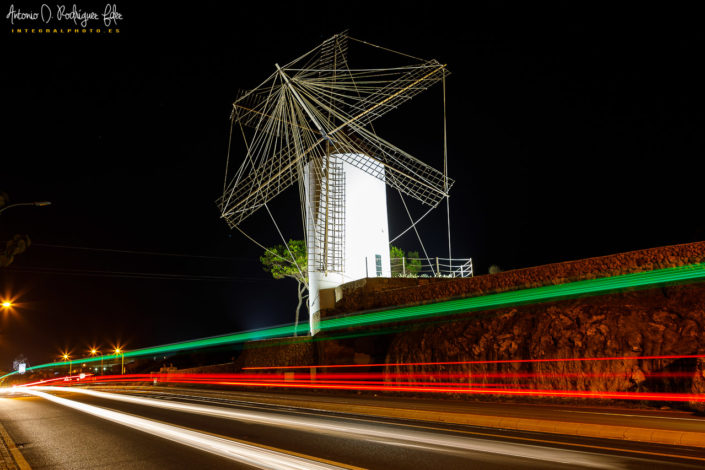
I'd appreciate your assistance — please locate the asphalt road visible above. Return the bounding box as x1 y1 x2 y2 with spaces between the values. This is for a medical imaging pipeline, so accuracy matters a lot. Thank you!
2 387 705 469
134 385 705 433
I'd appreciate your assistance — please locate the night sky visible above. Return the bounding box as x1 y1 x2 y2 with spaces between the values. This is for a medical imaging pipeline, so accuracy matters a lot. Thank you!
1 3 703 368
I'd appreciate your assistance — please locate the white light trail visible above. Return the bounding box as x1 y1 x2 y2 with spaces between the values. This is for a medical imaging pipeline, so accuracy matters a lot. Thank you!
34 387 621 468
24 389 349 470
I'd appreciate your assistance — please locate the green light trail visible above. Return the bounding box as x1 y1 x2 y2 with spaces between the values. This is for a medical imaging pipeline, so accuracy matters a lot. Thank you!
4 262 705 380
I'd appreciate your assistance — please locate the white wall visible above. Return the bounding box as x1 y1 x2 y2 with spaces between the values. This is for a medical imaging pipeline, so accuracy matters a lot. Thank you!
304 154 390 334
342 157 391 281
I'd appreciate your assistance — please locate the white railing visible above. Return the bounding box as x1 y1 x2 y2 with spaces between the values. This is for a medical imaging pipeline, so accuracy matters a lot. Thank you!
390 257 473 278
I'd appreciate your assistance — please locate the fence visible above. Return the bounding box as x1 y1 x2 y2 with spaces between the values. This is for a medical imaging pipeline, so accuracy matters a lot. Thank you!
390 257 473 278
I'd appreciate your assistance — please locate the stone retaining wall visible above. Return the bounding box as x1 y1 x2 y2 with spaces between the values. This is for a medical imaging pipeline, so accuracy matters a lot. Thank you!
325 241 705 315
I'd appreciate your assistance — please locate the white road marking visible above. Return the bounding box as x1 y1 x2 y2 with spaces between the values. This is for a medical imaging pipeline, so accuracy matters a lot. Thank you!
23 389 348 470
560 410 705 422
34 386 622 469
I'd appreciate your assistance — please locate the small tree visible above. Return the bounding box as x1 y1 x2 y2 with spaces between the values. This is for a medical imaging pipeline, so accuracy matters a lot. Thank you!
389 246 422 277
260 240 308 335
0 193 32 268
390 245 404 276
489 264 503 274
406 250 422 275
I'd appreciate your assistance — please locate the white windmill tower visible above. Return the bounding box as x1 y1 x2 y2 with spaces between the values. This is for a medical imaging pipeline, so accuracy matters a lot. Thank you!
218 32 454 335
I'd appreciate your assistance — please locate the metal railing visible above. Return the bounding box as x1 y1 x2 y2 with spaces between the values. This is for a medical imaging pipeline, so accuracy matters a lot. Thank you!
390 257 473 278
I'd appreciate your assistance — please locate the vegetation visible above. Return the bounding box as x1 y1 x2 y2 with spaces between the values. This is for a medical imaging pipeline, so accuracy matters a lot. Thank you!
260 239 308 335
0 192 32 268
390 245 422 277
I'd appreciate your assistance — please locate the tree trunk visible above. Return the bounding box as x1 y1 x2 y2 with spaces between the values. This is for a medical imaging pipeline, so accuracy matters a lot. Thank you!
294 281 303 336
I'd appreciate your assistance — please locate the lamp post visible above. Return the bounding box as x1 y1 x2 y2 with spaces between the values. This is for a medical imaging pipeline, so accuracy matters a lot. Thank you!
114 348 124 375
0 201 52 215
90 348 103 375
62 353 72 377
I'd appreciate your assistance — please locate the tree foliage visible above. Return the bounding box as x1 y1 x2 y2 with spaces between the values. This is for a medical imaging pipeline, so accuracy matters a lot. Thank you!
406 250 422 275
260 239 307 283
0 234 31 268
390 245 422 277
389 245 404 260
260 239 308 335
0 193 31 268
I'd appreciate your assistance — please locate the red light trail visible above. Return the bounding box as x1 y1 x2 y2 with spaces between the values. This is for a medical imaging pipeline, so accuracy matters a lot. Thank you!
16 369 703 403
242 353 705 370
9 352 701 405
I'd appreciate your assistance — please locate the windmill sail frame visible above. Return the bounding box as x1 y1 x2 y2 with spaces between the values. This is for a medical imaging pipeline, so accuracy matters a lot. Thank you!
218 32 453 230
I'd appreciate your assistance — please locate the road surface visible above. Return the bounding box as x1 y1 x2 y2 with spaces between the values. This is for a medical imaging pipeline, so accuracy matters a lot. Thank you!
2 386 705 469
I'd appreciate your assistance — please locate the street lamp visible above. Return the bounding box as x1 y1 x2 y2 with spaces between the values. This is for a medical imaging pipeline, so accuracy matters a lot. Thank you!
114 347 124 375
0 201 52 215
90 348 103 375
1 298 18 314
62 353 72 376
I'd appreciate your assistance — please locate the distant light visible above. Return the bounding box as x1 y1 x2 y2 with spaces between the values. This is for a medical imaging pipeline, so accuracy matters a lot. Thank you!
1 301 12 308
114 348 121 354
62 354 70 360
90 349 98 355
79 373 86 379
18 363 26 374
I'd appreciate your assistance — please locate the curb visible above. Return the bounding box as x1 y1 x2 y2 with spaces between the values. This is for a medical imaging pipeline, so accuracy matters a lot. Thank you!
0 421 29 470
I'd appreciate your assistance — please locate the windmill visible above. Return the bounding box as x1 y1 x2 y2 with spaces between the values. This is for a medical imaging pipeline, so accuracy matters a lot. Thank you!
218 32 454 335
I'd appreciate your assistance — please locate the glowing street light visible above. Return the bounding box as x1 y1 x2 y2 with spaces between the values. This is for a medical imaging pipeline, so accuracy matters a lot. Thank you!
89 348 104 375
61 353 72 376
1 296 19 312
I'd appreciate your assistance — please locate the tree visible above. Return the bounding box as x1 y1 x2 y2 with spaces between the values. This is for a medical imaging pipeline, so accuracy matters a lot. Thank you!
390 245 404 276
0 234 31 268
406 250 422 275
260 240 308 335
390 245 422 277
0 193 31 268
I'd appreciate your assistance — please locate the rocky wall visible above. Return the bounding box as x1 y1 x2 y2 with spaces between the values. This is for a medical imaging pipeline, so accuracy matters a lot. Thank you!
384 283 705 406
232 338 314 369
327 241 705 315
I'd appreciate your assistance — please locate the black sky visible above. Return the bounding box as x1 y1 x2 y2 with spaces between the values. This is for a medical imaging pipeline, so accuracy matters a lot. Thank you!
1 2 703 368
